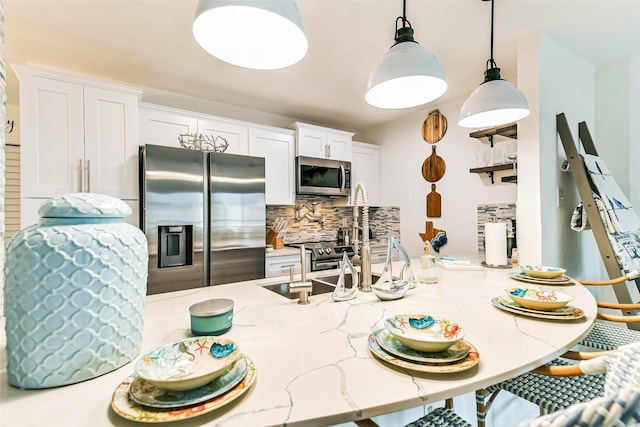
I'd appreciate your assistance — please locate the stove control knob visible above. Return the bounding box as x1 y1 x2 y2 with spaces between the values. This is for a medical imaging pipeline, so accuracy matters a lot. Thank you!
325 248 332 254
318 248 324 255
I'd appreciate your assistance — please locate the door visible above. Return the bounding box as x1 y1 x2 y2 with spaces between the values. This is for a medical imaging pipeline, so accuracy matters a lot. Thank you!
139 105 198 148
84 86 140 199
198 118 249 155
248 127 295 205
20 75 85 198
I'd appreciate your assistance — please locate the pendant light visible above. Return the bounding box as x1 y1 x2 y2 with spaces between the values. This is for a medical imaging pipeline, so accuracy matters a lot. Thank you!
458 0 529 128
365 0 447 109
193 0 308 70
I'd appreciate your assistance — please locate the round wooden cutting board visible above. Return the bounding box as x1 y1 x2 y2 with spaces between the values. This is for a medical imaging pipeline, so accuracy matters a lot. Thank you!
422 145 446 182
422 110 448 144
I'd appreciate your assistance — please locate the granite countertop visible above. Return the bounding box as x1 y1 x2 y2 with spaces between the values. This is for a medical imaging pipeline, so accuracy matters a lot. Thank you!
0 261 597 426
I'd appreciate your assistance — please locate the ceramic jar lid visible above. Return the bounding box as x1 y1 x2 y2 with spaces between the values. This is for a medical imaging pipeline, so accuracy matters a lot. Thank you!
189 299 234 317
38 193 132 218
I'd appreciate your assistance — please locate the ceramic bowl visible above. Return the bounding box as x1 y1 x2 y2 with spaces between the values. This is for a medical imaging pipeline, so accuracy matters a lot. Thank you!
135 337 240 391
384 314 464 353
506 288 572 311
520 265 566 279
371 280 409 301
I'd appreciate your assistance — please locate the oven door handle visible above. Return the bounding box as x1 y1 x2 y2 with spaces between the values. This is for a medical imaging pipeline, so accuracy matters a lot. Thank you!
313 260 340 271
340 165 346 193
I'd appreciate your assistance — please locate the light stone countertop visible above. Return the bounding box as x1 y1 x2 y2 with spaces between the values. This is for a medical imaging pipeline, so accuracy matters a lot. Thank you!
0 261 597 427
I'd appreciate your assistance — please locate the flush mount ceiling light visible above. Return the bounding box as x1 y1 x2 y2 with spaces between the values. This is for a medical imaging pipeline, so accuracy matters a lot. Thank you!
458 0 530 128
193 0 308 70
365 0 447 109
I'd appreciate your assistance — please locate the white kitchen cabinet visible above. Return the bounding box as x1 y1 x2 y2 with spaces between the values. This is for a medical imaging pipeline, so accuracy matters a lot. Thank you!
15 65 141 215
139 103 198 147
248 127 295 205
265 250 311 278
291 122 353 161
197 118 249 155
351 141 381 206
139 104 249 155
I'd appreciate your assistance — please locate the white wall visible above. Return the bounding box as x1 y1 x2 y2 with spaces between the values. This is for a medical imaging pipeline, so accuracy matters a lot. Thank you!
360 98 517 259
517 31 602 280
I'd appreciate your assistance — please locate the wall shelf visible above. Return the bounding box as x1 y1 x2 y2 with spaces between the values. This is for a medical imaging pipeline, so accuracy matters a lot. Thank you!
469 163 517 184
469 123 518 184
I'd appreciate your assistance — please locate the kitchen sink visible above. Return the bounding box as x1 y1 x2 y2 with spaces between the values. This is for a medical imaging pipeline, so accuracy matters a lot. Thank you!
311 273 382 288
262 281 336 300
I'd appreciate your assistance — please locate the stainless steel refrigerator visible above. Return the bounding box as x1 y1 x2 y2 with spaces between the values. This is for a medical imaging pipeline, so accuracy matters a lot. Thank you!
140 145 266 295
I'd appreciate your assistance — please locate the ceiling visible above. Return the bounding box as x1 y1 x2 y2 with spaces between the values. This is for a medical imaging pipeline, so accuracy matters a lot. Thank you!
6 1 640 134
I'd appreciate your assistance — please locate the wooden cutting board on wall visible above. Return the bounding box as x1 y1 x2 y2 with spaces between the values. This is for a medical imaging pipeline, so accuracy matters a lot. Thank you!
422 109 448 143
426 184 441 217
421 145 446 182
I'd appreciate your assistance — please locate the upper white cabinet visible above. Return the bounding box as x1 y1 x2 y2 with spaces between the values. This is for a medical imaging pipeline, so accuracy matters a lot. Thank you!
139 104 249 155
248 127 295 205
139 104 198 147
15 65 141 202
198 118 249 155
291 122 353 161
351 141 381 206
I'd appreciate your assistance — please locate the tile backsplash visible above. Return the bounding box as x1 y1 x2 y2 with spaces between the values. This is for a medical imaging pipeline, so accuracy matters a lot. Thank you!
477 203 516 252
267 195 400 244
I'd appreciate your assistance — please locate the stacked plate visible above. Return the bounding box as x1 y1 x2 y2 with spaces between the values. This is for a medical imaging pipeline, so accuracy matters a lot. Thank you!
111 336 256 423
491 288 584 320
368 314 479 373
511 265 573 285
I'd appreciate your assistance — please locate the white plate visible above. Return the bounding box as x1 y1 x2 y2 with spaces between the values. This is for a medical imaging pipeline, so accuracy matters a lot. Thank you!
134 336 240 391
491 296 585 320
377 329 469 364
112 357 256 423
129 355 248 409
369 330 479 374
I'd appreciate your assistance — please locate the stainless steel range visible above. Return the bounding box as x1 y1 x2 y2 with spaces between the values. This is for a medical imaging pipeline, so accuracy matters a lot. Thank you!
288 242 355 271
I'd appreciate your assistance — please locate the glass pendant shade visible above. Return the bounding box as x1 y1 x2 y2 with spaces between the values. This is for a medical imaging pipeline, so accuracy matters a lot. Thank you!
193 0 308 70
366 41 447 109
458 78 530 128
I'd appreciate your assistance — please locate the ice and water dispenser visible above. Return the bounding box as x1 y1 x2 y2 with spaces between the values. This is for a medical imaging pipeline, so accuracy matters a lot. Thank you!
158 225 193 268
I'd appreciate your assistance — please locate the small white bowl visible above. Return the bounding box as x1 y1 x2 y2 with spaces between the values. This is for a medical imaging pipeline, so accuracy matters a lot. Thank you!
384 314 464 353
135 336 240 391
506 287 572 311
520 265 566 279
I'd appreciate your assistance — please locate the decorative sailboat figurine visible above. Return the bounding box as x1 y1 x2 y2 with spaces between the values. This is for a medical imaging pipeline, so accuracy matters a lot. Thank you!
332 252 359 302
371 232 416 300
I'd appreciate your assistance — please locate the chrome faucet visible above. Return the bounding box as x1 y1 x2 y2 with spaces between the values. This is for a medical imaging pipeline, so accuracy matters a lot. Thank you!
289 244 312 304
352 182 372 292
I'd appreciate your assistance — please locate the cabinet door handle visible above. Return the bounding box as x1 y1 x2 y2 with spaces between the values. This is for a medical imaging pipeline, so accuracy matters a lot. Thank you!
86 159 90 192
79 159 85 192
325 143 331 158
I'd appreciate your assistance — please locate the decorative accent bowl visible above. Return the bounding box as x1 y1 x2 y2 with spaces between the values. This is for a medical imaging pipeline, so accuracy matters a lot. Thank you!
520 265 566 279
384 314 464 352
135 337 240 391
507 288 572 311
4 193 148 389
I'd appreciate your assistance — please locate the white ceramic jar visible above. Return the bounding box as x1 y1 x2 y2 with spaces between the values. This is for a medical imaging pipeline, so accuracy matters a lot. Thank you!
4 193 148 388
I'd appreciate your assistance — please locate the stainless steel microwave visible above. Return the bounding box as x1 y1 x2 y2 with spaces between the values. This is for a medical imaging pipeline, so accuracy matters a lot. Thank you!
296 156 351 196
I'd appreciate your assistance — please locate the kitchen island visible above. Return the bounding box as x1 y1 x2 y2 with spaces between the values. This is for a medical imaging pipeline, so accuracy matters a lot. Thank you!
0 261 597 426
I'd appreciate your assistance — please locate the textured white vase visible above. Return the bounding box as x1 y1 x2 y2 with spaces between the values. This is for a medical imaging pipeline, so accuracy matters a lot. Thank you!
4 193 148 389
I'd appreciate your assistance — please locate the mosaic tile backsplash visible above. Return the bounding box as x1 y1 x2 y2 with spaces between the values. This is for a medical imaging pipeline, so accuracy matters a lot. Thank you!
477 203 516 252
267 195 400 244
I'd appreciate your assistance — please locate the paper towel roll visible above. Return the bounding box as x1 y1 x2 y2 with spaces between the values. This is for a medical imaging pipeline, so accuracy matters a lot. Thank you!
485 222 507 266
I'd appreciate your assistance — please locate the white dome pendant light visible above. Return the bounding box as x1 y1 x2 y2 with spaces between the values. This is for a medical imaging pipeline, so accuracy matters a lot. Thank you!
458 0 529 128
193 0 308 70
365 0 447 109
